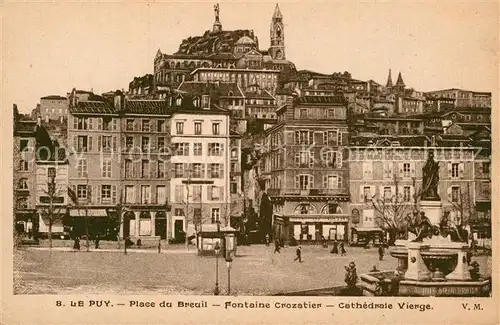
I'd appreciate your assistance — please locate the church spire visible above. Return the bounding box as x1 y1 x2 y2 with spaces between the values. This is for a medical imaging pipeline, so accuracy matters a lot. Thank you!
396 72 405 87
273 3 282 19
386 69 393 88
269 3 285 60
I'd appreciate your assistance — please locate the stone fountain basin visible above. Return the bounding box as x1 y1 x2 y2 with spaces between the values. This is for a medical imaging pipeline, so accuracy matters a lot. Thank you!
360 270 491 297
390 249 458 275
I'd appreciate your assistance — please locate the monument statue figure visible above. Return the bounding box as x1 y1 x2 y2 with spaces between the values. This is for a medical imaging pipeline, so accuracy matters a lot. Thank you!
214 3 220 21
421 152 440 201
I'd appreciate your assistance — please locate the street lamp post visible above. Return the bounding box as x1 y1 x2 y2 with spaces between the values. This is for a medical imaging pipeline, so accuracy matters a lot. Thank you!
214 241 220 296
225 253 233 295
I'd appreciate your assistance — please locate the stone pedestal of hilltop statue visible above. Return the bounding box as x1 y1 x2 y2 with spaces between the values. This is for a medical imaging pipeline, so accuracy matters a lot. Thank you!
405 242 431 281
445 243 472 281
420 200 442 225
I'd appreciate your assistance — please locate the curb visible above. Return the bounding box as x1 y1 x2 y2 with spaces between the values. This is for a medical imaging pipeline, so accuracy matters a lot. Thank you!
22 247 198 254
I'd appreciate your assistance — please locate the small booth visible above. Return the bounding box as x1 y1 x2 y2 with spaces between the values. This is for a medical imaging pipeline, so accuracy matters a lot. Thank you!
197 224 238 257
350 227 385 247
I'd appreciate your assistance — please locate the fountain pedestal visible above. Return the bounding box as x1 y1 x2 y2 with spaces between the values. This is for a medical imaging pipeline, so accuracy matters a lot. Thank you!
404 243 431 281
445 244 471 281
420 200 442 225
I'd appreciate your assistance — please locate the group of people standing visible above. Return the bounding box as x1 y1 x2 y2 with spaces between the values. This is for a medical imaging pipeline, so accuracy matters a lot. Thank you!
330 240 347 256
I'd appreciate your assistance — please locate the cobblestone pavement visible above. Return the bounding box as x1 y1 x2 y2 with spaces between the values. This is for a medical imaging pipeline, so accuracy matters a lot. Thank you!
13 245 492 296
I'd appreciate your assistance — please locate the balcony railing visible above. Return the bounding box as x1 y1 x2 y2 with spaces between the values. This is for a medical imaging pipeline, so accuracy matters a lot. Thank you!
267 188 347 196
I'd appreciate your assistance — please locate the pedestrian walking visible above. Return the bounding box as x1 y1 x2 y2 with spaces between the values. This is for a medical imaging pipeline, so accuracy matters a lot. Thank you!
274 239 281 253
94 235 100 249
265 234 270 246
340 242 347 256
294 246 302 263
73 237 80 251
322 236 328 248
378 244 384 260
331 240 338 255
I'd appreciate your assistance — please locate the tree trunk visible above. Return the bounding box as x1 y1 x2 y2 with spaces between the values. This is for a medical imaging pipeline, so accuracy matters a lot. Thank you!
48 219 53 249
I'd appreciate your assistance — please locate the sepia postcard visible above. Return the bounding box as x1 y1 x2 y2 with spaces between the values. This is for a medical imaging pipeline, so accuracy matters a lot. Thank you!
2 1 498 324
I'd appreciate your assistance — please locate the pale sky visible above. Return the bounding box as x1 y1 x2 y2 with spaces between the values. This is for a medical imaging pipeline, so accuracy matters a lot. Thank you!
3 1 498 113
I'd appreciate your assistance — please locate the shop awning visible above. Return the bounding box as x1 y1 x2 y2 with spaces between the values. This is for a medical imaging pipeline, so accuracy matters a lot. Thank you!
70 209 108 217
352 227 383 232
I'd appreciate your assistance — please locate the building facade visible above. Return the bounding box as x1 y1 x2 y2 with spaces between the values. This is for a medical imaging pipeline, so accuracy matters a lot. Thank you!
13 107 38 238
168 104 232 241
67 92 122 239
265 94 350 243
425 89 491 108
40 95 69 121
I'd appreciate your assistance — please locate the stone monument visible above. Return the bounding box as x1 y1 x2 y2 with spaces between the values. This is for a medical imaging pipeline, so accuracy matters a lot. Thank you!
419 152 442 225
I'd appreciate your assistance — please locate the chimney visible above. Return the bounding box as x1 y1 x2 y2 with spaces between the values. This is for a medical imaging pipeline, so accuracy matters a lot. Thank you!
90 87 94 94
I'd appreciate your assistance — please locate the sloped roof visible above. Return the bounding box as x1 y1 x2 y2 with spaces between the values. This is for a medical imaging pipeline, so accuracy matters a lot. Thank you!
350 135 430 146
297 95 346 105
178 81 244 98
124 100 170 115
41 95 67 100
70 101 117 115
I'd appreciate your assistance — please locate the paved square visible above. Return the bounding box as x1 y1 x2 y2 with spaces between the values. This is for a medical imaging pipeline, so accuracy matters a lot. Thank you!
14 245 491 295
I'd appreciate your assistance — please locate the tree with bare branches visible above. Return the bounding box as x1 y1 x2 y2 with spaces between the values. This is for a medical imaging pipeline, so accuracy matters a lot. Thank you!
40 170 67 249
445 182 475 242
364 174 422 245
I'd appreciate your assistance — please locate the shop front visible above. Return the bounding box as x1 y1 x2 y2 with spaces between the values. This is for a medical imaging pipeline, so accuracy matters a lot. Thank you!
274 215 349 244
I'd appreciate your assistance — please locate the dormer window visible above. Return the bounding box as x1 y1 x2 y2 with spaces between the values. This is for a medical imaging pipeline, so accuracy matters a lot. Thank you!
202 95 210 109
228 91 233 96
193 97 200 107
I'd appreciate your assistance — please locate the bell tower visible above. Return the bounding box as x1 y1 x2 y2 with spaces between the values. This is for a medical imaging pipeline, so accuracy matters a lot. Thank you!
269 4 285 60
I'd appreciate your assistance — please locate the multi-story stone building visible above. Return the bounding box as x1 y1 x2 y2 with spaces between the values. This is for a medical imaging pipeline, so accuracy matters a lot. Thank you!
244 84 278 120
425 88 491 108
121 98 171 241
13 106 38 237
67 90 122 238
35 157 69 237
168 99 232 241
39 95 69 121
191 67 281 94
264 94 350 244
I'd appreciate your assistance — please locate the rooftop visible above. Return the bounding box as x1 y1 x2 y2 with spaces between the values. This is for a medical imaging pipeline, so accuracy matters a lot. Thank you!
41 95 67 100
178 81 244 98
70 101 117 115
124 100 170 115
297 95 346 105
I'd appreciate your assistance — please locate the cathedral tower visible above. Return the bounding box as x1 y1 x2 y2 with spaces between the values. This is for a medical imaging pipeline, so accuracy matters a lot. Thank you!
269 4 285 60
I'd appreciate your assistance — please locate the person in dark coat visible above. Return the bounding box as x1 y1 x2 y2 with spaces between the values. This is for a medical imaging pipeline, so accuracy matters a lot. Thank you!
294 246 302 263
274 239 281 253
94 235 100 249
265 234 270 246
339 242 347 256
331 240 339 255
378 244 385 260
73 237 80 251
